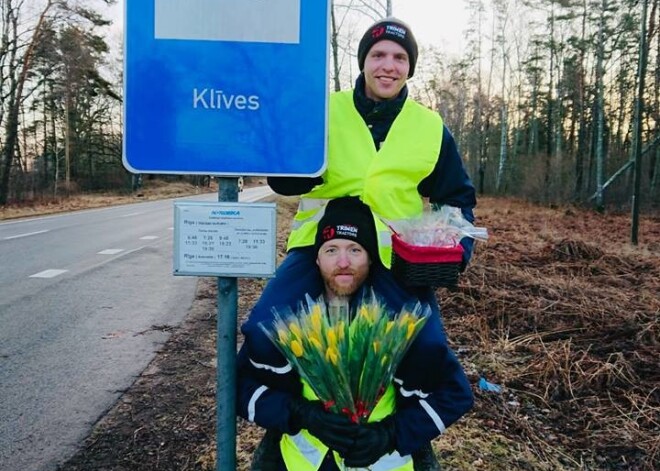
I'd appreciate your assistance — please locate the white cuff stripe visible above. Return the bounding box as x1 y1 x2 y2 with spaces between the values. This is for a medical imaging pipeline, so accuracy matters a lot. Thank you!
393 377 429 399
250 358 292 374
248 385 269 422
420 399 446 434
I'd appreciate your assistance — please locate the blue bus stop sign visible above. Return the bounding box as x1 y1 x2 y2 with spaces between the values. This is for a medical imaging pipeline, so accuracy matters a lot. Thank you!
124 1 329 176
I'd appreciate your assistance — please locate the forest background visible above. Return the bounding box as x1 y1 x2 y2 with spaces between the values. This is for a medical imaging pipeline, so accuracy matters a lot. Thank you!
0 0 658 217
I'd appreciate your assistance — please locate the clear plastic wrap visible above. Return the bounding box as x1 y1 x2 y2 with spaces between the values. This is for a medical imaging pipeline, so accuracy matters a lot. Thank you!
390 206 489 247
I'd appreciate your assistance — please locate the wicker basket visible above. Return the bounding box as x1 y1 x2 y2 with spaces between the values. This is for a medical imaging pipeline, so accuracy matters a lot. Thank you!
391 233 464 288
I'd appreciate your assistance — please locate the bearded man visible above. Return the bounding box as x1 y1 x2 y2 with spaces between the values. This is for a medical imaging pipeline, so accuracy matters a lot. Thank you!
237 197 472 471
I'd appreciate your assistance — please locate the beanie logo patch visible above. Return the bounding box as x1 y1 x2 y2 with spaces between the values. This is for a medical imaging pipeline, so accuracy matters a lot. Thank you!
371 26 385 38
385 24 407 40
335 224 359 239
322 226 336 241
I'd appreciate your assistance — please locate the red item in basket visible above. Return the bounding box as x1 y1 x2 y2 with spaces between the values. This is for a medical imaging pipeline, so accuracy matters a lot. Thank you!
391 233 464 263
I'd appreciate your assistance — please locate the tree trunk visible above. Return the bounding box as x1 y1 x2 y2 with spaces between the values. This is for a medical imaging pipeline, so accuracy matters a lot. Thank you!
574 0 588 200
631 0 649 244
0 0 54 205
544 4 557 199
330 3 341 92
594 0 607 210
649 0 659 195
496 30 508 192
64 89 72 194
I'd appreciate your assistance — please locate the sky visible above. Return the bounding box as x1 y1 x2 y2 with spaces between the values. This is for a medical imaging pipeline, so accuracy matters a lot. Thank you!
101 1 472 56
392 0 471 54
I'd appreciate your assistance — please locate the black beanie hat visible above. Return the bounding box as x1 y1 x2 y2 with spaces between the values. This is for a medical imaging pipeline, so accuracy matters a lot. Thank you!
357 17 418 78
315 197 379 262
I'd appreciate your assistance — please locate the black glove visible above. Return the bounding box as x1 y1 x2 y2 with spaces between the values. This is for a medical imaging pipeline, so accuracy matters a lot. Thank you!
288 398 357 454
343 417 397 467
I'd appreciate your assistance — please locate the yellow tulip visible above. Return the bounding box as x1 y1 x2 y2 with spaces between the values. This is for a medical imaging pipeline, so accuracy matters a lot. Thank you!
373 341 380 353
327 328 337 348
290 339 304 357
325 347 339 365
406 322 415 340
310 308 323 332
289 322 302 339
309 336 323 352
277 329 288 344
337 322 346 340
385 321 395 334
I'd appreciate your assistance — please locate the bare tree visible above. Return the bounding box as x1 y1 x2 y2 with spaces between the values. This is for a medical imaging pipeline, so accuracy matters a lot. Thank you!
494 0 511 192
0 0 54 205
631 0 650 242
350 0 392 19
0 0 118 204
330 0 393 89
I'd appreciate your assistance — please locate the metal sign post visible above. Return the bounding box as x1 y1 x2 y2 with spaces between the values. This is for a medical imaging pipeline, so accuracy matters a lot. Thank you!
216 178 238 471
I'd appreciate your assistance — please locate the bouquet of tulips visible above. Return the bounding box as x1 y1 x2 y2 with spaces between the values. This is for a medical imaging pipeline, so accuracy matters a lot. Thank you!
260 291 430 423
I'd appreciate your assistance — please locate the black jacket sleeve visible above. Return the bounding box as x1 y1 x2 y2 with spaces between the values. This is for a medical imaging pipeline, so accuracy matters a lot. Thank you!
392 347 474 456
417 126 477 270
236 344 301 433
267 176 323 196
417 126 476 214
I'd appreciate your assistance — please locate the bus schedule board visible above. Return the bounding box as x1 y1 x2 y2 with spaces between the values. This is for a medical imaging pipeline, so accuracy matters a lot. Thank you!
124 0 329 176
173 201 277 277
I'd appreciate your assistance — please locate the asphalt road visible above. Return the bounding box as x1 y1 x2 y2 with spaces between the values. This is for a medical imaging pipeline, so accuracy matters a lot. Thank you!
0 185 273 471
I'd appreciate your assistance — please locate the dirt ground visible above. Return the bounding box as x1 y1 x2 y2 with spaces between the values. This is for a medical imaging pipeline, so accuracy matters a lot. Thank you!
28 190 658 471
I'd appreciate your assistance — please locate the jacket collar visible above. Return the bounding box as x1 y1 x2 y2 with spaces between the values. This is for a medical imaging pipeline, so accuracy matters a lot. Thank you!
352 73 408 121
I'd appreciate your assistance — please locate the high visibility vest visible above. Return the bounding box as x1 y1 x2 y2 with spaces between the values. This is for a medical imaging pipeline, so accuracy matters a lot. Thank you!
280 381 413 471
287 90 443 267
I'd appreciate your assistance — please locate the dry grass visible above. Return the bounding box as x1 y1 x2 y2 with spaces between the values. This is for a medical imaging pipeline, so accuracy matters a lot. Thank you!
441 196 660 470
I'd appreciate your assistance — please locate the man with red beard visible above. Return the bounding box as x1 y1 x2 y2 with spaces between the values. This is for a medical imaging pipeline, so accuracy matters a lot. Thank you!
313 197 377 304
237 197 472 470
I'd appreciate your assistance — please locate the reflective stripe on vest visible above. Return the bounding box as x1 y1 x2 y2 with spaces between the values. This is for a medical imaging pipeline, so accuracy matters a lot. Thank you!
370 451 413 470
286 90 443 268
280 381 413 470
279 430 326 471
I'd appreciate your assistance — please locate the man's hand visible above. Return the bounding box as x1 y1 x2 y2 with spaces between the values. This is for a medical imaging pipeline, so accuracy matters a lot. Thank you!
288 398 356 454
343 417 397 467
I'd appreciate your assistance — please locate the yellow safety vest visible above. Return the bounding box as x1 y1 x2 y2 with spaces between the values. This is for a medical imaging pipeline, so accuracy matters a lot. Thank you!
287 90 443 267
280 380 413 470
